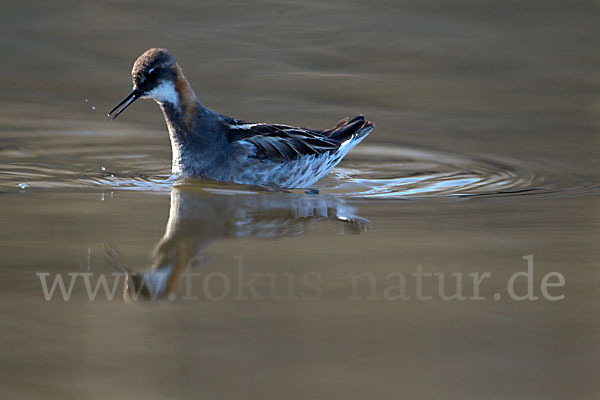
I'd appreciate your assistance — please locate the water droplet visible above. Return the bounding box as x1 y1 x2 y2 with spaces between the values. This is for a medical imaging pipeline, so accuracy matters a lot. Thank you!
18 183 29 190
85 98 89 102
91 106 96 111
87 247 91 271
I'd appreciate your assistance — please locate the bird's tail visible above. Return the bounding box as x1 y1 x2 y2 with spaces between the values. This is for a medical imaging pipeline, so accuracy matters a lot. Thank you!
329 115 374 143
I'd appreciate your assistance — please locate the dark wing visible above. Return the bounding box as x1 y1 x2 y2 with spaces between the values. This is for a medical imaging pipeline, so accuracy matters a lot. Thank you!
226 115 371 162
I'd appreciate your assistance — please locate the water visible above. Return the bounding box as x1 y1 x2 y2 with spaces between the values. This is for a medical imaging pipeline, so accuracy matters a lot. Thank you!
1 1 599 399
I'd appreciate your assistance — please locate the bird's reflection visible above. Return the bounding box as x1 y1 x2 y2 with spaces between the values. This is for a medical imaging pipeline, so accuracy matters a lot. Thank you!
106 187 369 300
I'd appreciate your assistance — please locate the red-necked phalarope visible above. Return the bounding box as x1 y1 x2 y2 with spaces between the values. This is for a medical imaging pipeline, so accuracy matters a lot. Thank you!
108 48 374 188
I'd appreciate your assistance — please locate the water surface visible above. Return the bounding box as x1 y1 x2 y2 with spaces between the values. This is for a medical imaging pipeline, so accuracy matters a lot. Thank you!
1 1 599 399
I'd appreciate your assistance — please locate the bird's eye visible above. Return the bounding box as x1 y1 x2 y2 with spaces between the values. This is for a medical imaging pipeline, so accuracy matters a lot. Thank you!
147 67 159 78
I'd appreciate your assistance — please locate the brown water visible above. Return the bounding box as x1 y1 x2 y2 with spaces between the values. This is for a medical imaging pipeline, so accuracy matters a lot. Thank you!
1 1 599 399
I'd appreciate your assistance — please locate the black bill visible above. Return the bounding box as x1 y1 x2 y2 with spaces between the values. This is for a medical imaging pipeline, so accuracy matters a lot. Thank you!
108 89 140 120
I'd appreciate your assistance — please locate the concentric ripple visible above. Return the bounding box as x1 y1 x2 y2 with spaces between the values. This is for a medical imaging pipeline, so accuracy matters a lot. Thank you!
0 136 597 199
316 145 544 199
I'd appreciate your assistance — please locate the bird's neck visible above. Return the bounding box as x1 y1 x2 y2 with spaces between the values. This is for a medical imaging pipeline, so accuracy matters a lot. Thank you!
159 66 216 174
158 66 200 128
173 65 200 128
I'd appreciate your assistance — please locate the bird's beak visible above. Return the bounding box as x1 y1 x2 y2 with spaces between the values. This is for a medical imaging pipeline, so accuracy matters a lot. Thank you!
108 89 141 120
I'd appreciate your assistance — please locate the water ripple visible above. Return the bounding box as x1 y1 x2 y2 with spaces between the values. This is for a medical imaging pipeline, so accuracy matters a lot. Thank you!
0 138 597 200
317 145 545 199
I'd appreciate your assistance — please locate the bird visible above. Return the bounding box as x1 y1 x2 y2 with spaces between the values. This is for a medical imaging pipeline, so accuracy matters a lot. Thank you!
108 48 374 188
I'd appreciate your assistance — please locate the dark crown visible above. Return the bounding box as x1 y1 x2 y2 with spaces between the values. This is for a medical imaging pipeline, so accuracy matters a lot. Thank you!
132 48 177 85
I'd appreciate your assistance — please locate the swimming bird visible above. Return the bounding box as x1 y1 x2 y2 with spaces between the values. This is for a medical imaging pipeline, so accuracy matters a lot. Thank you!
108 48 374 188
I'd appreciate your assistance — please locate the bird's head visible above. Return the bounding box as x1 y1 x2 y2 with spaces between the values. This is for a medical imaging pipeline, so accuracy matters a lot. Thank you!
109 48 182 119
